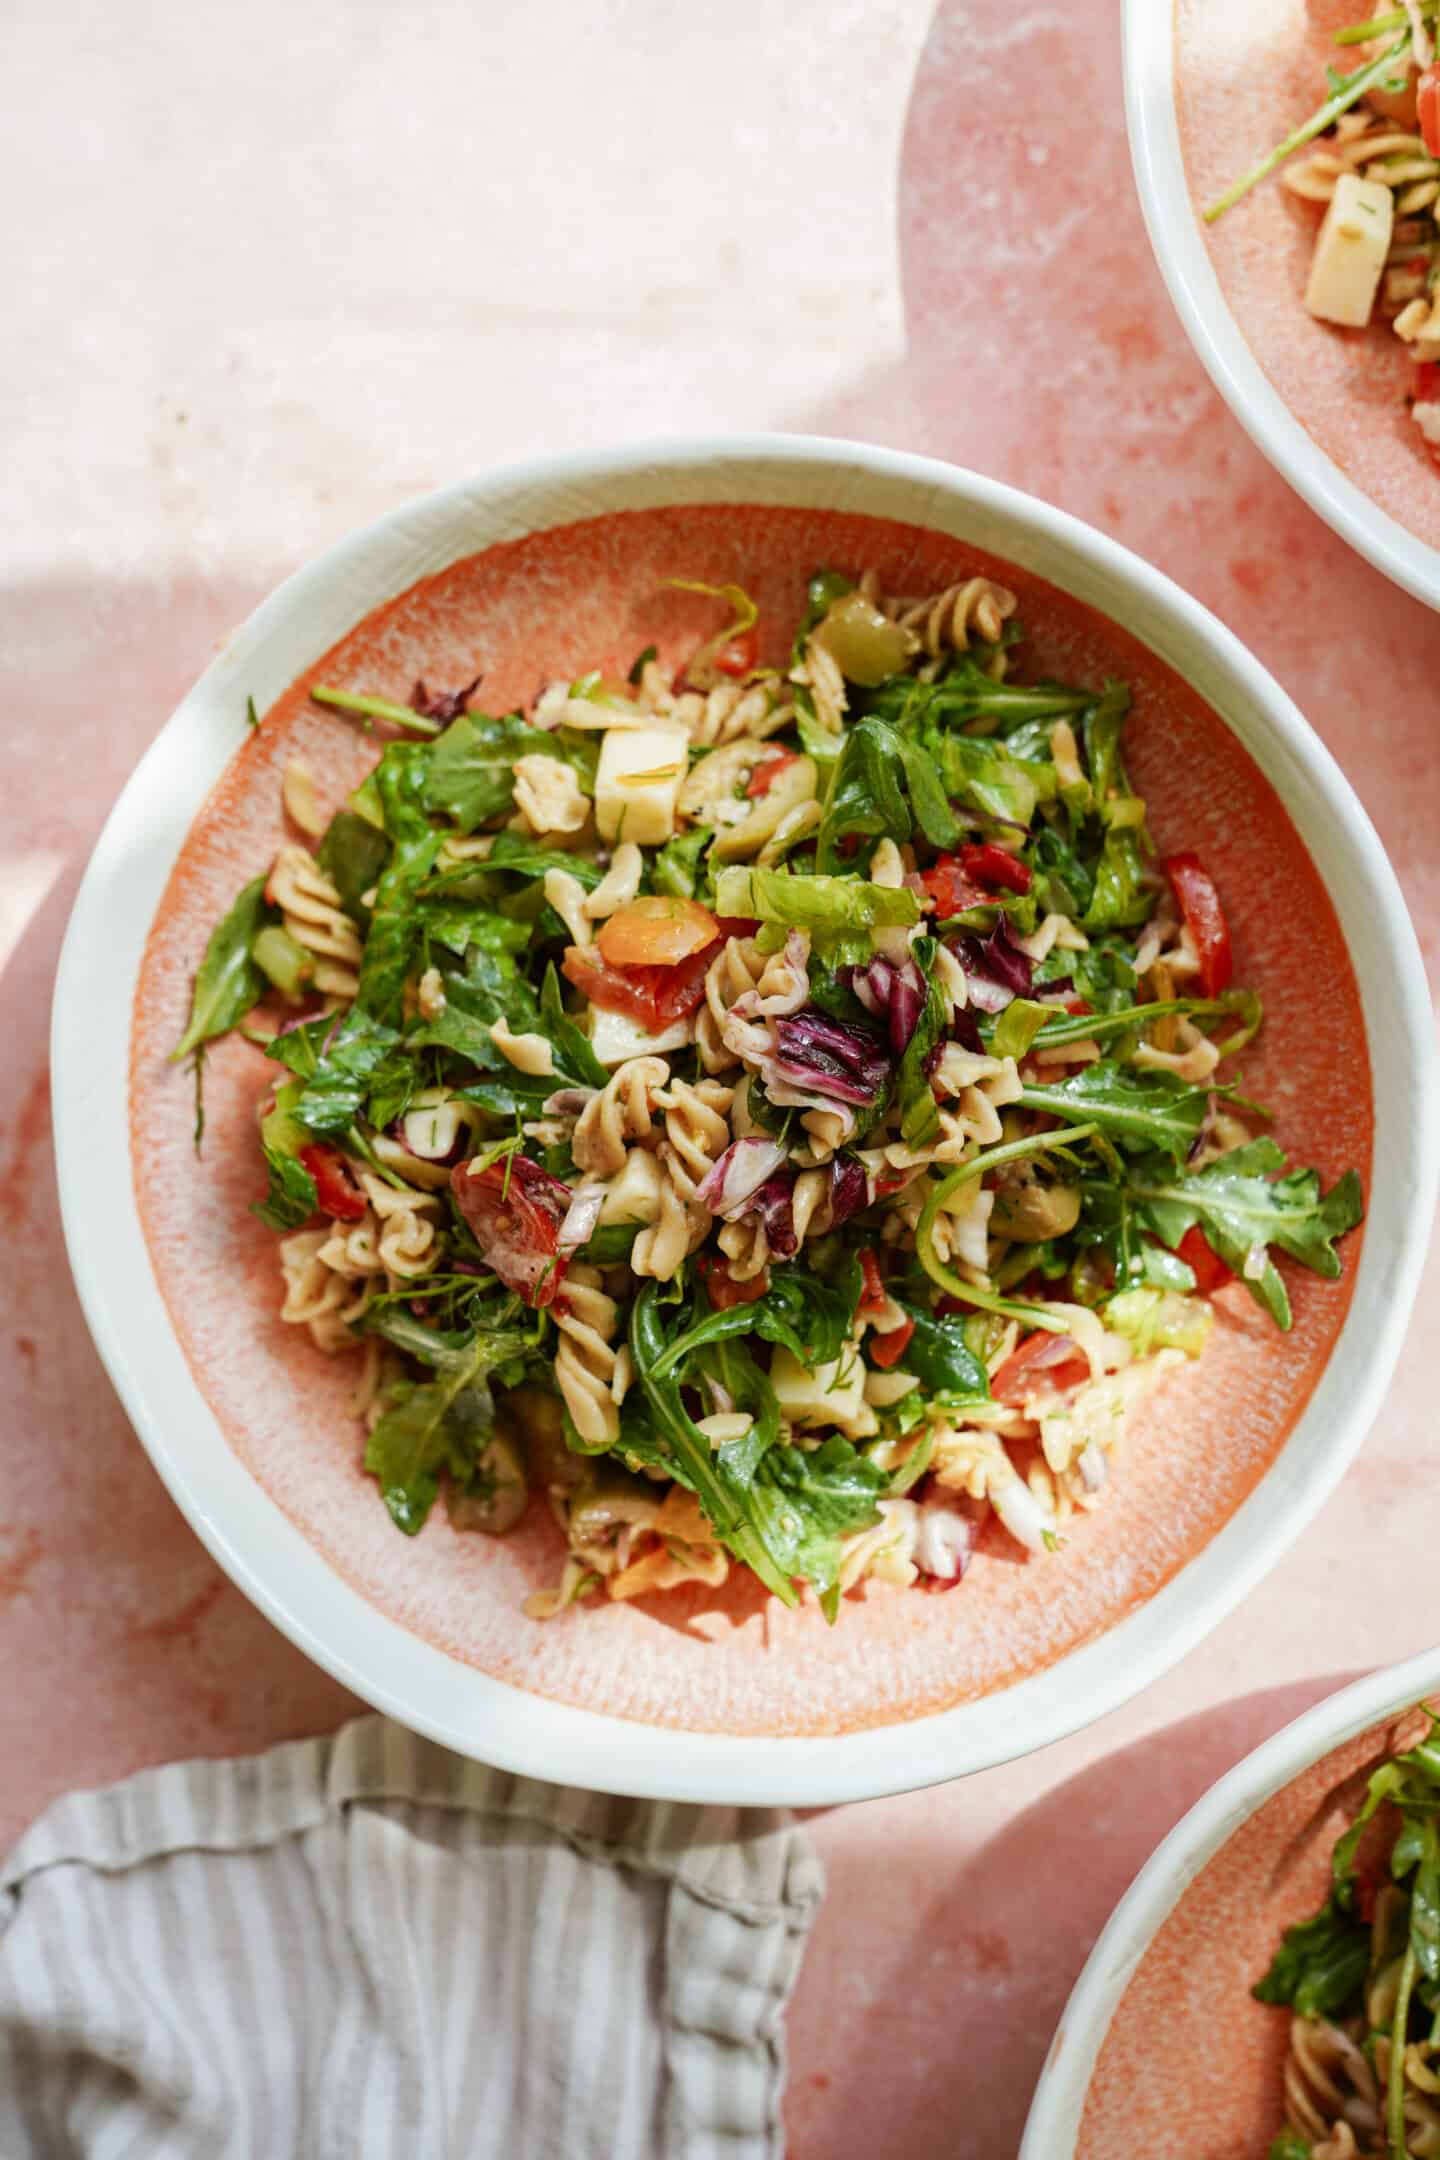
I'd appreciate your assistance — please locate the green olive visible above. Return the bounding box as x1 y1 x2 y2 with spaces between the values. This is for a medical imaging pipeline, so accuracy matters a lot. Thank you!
989 1169 1081 1244
507 1387 582 1490
446 1433 529 1536
567 1463 662 1546
810 592 918 687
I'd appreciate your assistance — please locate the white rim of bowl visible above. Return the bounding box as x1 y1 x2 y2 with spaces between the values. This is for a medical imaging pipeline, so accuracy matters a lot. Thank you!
1123 0 1440 612
1021 1642 1440 2155
50 433 1439 1805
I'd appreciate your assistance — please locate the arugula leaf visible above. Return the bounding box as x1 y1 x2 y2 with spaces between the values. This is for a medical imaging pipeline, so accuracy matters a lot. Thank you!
266 1009 405 1134
317 810 391 922
171 875 273 1059
417 902 533 963
425 711 591 833
895 935 947 1149
253 1147 319 1230
652 824 714 901
867 657 1091 733
816 715 912 872
1081 827 1153 931
714 864 920 932
1129 1139 1365 1330
1206 31 1410 221
932 732 1056 828
627 1292 794 1601
540 962 609 1087
420 831 604 898
890 1303 991 1402
650 1262 862 1379
628 1288 884 1608
355 744 442 1019
364 1326 531 1534
1018 1062 1211 1160
1030 824 1095 919
1253 1892 1370 2018
746 1435 888 1621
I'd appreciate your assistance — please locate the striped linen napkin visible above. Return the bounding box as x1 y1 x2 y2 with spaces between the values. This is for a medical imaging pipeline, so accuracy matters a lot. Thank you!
0 1716 823 2158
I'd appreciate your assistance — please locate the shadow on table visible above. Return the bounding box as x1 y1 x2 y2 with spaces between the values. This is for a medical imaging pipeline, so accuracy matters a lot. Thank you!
786 1672 1363 2160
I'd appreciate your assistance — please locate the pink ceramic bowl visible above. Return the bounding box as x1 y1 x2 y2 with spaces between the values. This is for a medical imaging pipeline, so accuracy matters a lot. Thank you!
1126 0 1440 608
51 438 1437 1803
1023 1648 1440 2156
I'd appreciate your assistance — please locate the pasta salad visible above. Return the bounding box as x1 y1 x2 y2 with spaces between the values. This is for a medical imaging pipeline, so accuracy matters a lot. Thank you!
1258 1711 1440 2160
173 571 1363 1622
1210 5 1440 461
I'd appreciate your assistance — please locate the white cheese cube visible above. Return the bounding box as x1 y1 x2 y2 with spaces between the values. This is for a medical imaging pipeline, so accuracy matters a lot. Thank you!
586 1004 692 1067
770 1347 876 1439
598 1147 664 1225
595 724 688 846
1304 173 1393 328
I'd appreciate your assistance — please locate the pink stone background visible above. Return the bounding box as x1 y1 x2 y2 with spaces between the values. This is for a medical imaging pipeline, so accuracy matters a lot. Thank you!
2 2 1437 2155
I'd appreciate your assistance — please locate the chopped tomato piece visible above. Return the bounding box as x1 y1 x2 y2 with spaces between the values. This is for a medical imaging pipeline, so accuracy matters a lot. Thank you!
871 1171 910 1199
1175 1225 1235 1296
1162 851 1233 997
698 1255 770 1308
298 1143 366 1222
869 1316 915 1368
921 856 986 917
1420 63 1440 157
562 939 718 1031
450 1155 569 1308
711 625 759 678
1063 997 1094 1016
991 1331 1091 1405
596 895 718 968
857 1246 887 1312
958 841 1033 895
744 746 801 798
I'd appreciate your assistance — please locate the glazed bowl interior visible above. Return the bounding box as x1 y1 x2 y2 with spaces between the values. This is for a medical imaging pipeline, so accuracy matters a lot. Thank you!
1023 1648 1440 2156
1125 0 1440 609
53 437 1435 1803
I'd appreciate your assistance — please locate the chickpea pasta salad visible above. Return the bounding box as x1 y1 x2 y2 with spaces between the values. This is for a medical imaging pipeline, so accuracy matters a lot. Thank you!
1258 1712 1440 2160
173 572 1363 1623
1209 4 1440 461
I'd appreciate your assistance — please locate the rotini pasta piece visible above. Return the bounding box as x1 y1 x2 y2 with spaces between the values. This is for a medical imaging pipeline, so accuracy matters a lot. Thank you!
1283 2016 1378 2147
490 1016 555 1077
583 841 643 919
356 1171 441 1279
511 753 589 837
607 1487 729 1601
572 1056 669 1176
634 659 791 747
715 1213 770 1282
632 1076 734 1282
266 844 363 998
554 1263 628 1448
696 935 766 1073
278 1226 372 1351
281 759 326 839
789 636 848 733
887 576 1019 658
542 867 593 948
837 1499 920 1593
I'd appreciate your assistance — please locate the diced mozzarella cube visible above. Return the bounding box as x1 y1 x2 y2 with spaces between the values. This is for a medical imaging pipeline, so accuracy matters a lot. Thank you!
770 1347 869 1431
1304 173 1393 328
595 724 688 845
597 1147 664 1224
586 1004 692 1067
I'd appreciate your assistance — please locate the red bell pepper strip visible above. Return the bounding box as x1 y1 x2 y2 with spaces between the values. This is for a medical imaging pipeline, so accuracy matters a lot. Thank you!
1162 851 1233 997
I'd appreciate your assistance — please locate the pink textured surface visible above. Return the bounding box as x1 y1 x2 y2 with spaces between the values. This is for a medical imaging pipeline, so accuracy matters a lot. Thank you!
1077 1702 1436 2155
131 503 1368 1737
3 0 1437 2153
1178 0 1440 549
